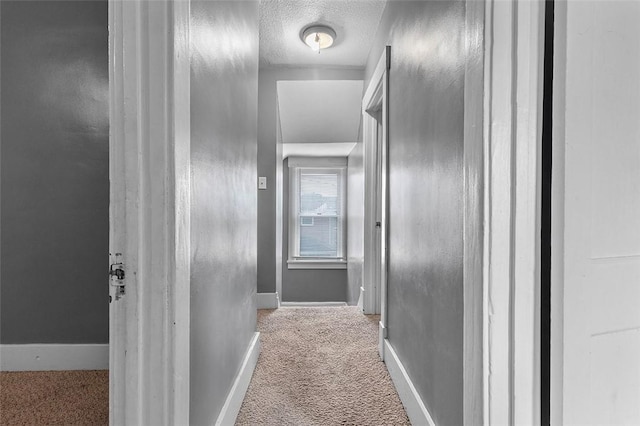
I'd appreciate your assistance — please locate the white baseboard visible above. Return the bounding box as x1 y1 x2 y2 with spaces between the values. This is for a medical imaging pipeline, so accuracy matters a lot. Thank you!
0 344 109 371
257 292 280 309
383 339 436 426
215 332 260 426
378 322 387 359
280 301 347 307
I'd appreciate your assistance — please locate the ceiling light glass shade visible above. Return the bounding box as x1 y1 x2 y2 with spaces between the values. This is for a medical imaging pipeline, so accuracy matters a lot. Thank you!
301 25 336 52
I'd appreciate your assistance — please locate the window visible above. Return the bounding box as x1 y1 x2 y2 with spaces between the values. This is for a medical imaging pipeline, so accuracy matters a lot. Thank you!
288 157 347 269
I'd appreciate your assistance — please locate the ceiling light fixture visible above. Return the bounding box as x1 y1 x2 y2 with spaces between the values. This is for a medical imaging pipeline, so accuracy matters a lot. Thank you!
301 25 336 53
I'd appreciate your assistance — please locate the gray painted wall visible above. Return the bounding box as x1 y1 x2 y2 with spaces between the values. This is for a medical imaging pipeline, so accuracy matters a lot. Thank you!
257 67 363 295
347 143 365 306
189 1 259 424
0 0 109 344
365 2 468 425
282 159 347 302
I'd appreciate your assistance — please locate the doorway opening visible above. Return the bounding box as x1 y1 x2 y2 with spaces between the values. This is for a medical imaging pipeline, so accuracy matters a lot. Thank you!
362 46 389 357
275 79 363 304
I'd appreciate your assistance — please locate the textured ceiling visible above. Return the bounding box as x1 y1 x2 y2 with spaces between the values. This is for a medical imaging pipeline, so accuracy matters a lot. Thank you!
259 0 387 68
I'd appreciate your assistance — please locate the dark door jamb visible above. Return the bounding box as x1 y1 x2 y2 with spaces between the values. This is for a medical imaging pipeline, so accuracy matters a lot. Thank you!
541 0 554 424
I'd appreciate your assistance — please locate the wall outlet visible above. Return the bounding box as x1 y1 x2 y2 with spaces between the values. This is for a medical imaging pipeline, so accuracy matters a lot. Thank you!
258 176 267 190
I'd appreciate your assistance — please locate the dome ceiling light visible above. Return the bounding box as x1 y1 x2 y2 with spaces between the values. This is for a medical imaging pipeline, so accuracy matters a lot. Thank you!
301 25 336 53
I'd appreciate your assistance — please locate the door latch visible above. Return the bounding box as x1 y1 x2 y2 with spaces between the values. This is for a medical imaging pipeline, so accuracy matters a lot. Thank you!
109 263 125 280
109 253 125 300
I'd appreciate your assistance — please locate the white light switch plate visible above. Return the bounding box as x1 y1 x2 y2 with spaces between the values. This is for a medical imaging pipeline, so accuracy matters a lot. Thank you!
258 176 267 190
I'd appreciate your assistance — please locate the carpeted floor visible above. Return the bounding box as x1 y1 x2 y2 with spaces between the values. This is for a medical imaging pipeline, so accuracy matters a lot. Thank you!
0 308 409 425
236 307 411 425
0 370 108 425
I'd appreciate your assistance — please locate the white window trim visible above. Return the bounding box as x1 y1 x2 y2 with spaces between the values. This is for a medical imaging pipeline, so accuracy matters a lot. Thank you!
288 157 347 270
286 259 347 270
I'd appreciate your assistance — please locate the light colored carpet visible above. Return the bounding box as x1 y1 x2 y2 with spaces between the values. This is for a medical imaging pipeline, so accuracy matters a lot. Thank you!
0 370 108 425
236 307 411 426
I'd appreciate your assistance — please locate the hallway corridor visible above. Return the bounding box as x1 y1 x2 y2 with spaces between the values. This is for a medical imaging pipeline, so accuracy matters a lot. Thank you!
236 307 409 425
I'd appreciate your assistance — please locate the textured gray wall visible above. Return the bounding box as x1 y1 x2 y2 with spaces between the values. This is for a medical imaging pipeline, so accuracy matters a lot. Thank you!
347 143 365 306
281 159 348 302
189 1 259 424
257 67 363 295
0 1 109 344
365 2 467 425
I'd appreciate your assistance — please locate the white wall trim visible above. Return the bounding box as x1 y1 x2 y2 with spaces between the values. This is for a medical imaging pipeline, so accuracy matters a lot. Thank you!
0 344 109 371
257 292 280 309
357 286 365 311
280 302 347 307
275 105 284 305
214 332 260 426
383 339 436 426
483 0 545 424
378 322 386 360
288 163 347 262
286 260 347 270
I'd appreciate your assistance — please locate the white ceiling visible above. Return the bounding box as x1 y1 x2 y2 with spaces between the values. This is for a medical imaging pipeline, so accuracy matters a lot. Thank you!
277 80 363 144
259 0 387 68
282 142 357 158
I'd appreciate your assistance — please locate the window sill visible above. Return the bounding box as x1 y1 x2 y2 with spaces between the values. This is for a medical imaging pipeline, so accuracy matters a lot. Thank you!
287 260 347 270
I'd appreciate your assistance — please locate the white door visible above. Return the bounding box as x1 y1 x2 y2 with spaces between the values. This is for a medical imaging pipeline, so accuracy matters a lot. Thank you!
108 2 136 422
108 1 191 424
554 1 640 424
362 106 384 317
363 47 390 326
374 118 384 316
362 47 389 357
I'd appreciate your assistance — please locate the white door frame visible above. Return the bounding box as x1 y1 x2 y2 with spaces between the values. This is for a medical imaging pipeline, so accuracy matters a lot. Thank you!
482 0 545 424
362 47 390 358
109 0 191 424
550 2 566 423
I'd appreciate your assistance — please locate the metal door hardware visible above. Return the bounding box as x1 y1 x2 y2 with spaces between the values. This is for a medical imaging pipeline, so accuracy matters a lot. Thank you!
109 253 126 300
109 263 125 280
